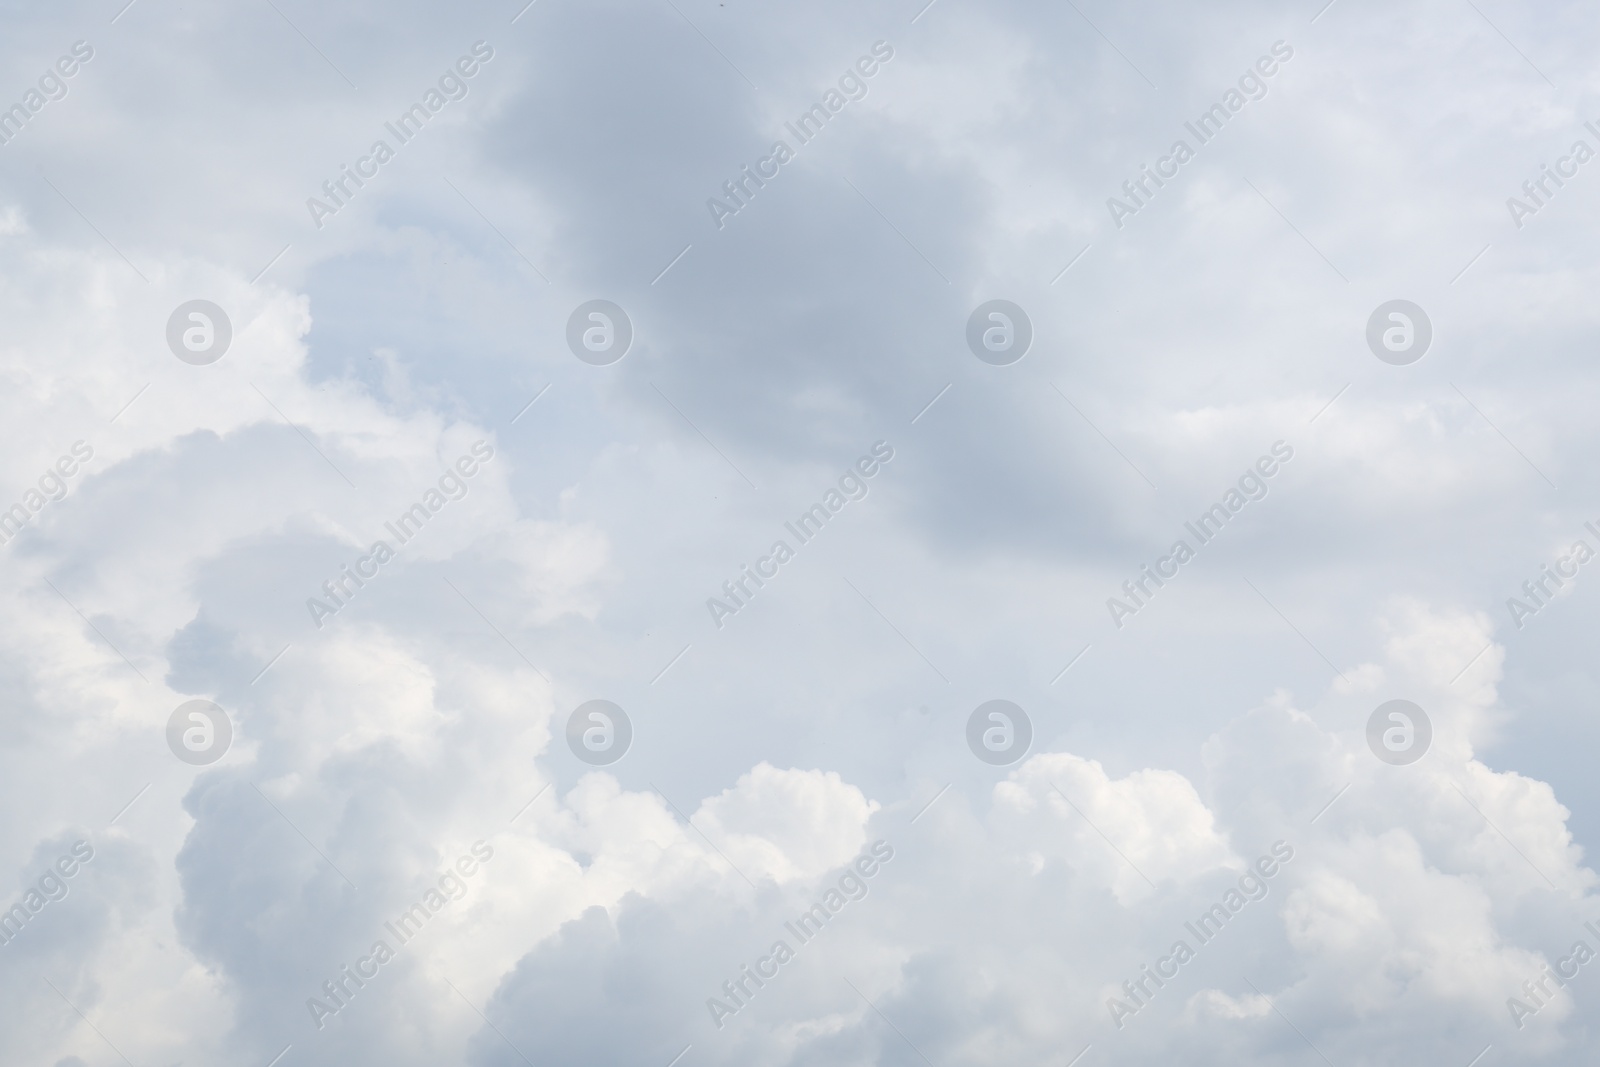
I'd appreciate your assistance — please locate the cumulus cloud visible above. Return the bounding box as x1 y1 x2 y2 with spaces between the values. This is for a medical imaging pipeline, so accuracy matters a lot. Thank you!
3 0 1600 1064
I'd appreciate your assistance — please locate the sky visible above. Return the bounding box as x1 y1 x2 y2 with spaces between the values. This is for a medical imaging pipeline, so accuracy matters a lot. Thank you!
2 0 1600 1064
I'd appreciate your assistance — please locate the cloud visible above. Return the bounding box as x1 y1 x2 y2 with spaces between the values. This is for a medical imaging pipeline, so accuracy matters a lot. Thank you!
4 0 1600 1063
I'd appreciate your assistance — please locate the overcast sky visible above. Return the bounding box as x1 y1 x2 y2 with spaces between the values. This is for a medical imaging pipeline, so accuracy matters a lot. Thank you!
3 0 1600 1064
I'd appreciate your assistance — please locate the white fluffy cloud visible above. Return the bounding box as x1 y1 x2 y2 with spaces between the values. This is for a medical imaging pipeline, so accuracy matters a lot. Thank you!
3 0 1600 1064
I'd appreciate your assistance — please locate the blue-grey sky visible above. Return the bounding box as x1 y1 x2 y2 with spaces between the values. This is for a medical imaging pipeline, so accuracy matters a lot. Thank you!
1 0 1599 1064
